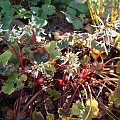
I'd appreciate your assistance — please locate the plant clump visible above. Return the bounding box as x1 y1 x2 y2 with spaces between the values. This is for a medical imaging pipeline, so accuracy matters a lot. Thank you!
0 0 120 120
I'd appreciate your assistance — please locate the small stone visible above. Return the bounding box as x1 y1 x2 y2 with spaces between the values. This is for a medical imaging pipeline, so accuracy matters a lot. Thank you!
84 23 94 34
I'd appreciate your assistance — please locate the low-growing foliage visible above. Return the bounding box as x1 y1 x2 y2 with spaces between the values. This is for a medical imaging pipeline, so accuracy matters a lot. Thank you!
71 99 99 119
0 0 120 120
109 82 120 108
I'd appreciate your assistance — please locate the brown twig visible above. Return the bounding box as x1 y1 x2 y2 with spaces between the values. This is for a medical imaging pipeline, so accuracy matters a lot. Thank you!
21 87 46 115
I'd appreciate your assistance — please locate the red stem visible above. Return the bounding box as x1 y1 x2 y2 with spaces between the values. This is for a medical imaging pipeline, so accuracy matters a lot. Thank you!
0 36 24 68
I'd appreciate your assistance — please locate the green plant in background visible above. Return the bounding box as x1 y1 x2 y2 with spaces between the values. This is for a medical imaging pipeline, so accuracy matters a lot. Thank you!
0 0 31 29
0 0 89 30
0 0 17 29
30 2 56 28
0 0 56 30
61 0 89 29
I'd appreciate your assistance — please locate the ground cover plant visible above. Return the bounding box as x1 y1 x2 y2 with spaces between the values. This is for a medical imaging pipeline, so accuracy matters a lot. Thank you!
0 0 120 120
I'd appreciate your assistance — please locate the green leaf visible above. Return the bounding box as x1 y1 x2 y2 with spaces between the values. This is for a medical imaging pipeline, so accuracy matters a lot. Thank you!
79 14 85 19
42 4 56 16
29 0 40 5
92 41 102 51
2 72 27 95
0 0 18 15
18 8 31 18
32 16 48 28
69 1 88 13
0 63 15 76
0 50 12 62
71 100 84 116
71 104 80 115
30 7 41 15
71 100 93 119
47 88 59 100
72 19 83 29
32 111 44 120
57 40 69 49
74 0 83 4
75 4 88 13
45 41 61 60
81 107 92 120
0 0 10 7
2 80 15 95
62 11 73 24
46 114 54 120
0 0 11 14
1 16 12 29
19 74 27 82
109 82 120 108
44 0 52 5
66 15 74 23
2 72 18 95
66 7 77 17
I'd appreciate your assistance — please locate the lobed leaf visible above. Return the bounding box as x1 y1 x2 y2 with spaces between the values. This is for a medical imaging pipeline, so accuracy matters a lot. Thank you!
71 100 85 116
47 88 59 100
32 111 44 120
46 114 54 120
45 41 61 60
42 4 56 16
2 72 27 95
